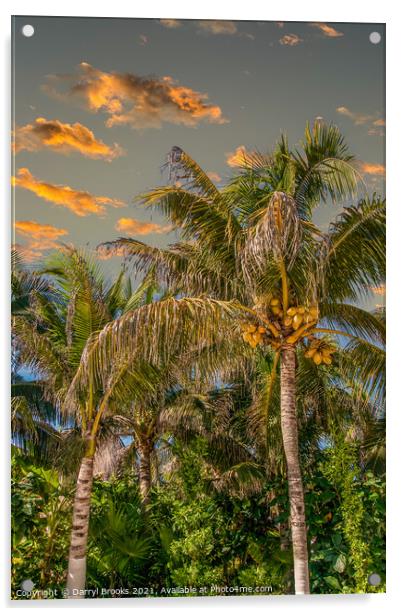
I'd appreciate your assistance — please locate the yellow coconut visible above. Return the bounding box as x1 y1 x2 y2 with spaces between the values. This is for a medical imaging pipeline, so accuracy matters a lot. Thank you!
293 314 304 329
313 352 322 365
305 348 316 359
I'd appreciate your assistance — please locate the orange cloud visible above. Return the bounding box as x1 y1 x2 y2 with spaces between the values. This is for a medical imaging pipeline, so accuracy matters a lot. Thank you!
44 63 227 129
15 220 68 241
159 19 182 28
336 106 385 136
14 221 69 261
12 168 126 217
97 245 128 260
226 145 253 168
336 106 373 125
358 162 386 176
197 20 238 35
207 171 222 183
279 34 303 46
371 284 386 296
12 117 124 160
115 217 172 236
12 242 46 262
311 23 344 37
368 118 386 136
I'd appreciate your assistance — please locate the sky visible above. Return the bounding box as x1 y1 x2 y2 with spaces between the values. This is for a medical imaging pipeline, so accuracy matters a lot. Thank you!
11 16 385 306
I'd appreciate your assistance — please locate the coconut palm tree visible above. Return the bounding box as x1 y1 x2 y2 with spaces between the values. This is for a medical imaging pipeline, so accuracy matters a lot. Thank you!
12 248 163 597
97 122 385 593
70 321 253 508
12 251 63 460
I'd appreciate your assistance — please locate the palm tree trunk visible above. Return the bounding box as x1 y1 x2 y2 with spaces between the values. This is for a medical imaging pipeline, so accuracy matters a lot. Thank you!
66 449 94 598
138 440 152 507
280 344 310 594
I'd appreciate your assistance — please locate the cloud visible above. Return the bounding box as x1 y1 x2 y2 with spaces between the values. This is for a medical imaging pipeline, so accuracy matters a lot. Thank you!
159 19 182 28
358 162 386 176
43 63 227 129
13 117 124 160
225 145 253 167
97 245 128 260
279 34 303 46
12 242 45 262
368 127 385 137
370 284 386 296
14 221 69 260
196 20 254 39
368 118 386 136
12 168 126 217
115 217 172 236
336 106 385 136
310 23 344 37
15 220 69 241
159 19 254 38
207 171 222 183
336 106 373 125
197 20 238 35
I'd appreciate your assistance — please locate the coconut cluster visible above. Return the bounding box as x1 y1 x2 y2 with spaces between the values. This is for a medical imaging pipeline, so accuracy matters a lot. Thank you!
267 296 320 345
282 304 319 329
240 295 335 365
241 324 268 349
304 338 336 365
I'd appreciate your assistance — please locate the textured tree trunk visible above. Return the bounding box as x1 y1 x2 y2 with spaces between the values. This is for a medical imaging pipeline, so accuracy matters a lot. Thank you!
280 344 310 594
138 440 152 507
66 455 94 598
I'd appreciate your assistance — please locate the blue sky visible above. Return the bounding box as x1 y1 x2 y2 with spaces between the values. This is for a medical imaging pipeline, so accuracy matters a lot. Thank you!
12 17 385 308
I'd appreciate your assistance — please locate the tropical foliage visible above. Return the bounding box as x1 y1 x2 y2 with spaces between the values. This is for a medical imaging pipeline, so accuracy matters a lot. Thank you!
11 122 385 598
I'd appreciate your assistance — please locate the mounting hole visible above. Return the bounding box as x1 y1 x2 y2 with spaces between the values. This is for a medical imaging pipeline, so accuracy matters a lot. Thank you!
21 579 34 592
369 32 381 44
368 573 381 586
22 24 35 38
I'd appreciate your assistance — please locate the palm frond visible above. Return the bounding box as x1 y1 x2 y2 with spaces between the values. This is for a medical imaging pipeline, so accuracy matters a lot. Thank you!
74 296 246 386
339 338 385 405
208 461 265 497
319 303 385 345
242 191 301 288
293 122 360 216
320 195 385 302
138 185 240 261
166 146 221 199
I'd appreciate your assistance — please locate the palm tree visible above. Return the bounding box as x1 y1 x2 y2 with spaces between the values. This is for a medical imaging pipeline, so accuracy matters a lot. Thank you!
71 320 251 508
12 251 63 460
12 248 160 596
97 122 385 593
117 381 196 508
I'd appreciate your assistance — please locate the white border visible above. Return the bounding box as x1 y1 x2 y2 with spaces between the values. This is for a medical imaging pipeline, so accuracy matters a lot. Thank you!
1 1 400 614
